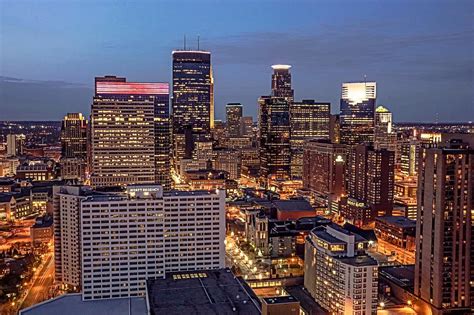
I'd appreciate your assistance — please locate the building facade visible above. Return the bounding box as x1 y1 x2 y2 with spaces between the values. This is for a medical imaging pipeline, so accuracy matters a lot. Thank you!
304 224 378 314
290 100 330 179
414 138 473 314
374 105 397 152
90 76 171 189
340 82 376 145
226 103 243 137
60 113 88 181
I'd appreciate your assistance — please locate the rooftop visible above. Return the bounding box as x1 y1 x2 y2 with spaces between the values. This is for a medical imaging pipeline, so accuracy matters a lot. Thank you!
147 268 260 315
376 216 416 228
379 265 415 291
338 255 378 267
19 293 146 315
273 199 313 212
263 295 298 305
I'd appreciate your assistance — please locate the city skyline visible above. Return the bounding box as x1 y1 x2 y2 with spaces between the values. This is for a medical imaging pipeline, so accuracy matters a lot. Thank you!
1 0 473 122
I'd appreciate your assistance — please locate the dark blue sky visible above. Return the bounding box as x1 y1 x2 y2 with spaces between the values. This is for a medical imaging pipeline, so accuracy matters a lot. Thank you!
1 0 473 121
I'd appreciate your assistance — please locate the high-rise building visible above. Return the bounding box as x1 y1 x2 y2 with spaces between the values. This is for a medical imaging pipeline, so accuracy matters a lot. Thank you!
53 186 87 290
271 64 294 101
54 184 225 300
374 105 397 152
60 113 88 181
302 140 346 211
6 134 25 157
340 82 376 145
259 96 291 186
290 100 330 178
60 113 87 158
213 147 241 180
226 103 243 137
304 224 378 314
414 138 473 315
172 50 213 136
90 76 170 189
342 144 395 226
240 116 254 137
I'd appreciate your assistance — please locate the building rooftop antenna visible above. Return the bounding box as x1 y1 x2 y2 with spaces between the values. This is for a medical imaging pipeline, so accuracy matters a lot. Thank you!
197 35 200 50
184 35 186 50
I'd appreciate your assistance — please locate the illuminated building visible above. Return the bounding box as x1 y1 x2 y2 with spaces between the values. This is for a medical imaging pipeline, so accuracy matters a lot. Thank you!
90 76 170 189
290 100 330 179
259 96 291 185
240 116 254 136
6 133 25 157
226 103 243 137
340 81 376 145
374 216 416 251
374 105 397 152
60 113 87 158
302 139 346 212
54 185 225 300
304 224 378 314
60 113 88 181
414 138 473 315
213 147 241 180
342 144 394 226
271 64 294 101
258 65 294 186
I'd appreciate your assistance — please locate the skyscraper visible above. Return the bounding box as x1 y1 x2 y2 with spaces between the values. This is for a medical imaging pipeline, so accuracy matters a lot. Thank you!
61 113 87 159
340 81 376 145
6 134 25 157
290 100 330 178
271 64 294 101
172 50 213 136
60 113 88 181
226 103 243 137
259 96 291 186
90 76 170 188
414 137 473 315
342 144 395 226
374 105 397 152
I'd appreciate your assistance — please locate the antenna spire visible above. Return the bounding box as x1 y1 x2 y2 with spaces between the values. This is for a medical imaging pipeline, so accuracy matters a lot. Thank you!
197 35 200 50
184 35 186 50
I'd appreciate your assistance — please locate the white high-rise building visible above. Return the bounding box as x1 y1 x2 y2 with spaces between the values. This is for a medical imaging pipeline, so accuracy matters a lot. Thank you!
374 105 397 152
304 224 379 315
54 185 225 300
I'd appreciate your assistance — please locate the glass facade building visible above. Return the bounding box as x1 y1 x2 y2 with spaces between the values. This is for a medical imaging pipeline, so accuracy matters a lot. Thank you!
90 76 171 189
340 82 376 145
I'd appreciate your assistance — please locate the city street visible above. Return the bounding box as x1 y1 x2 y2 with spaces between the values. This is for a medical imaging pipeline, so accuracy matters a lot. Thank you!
18 252 54 311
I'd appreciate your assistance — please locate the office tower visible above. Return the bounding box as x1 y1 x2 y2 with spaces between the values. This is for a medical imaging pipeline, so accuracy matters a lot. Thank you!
271 64 294 101
340 81 376 145
90 76 170 189
226 103 243 137
259 96 291 186
240 116 254 137
329 114 340 144
304 224 378 314
60 113 87 158
400 140 419 177
414 138 473 315
172 50 213 137
53 186 87 290
78 185 224 300
374 105 397 152
343 144 395 226
6 134 25 157
302 140 346 211
290 100 330 178
60 113 88 181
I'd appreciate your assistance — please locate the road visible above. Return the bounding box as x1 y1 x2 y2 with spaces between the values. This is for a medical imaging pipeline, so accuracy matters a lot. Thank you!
19 252 54 310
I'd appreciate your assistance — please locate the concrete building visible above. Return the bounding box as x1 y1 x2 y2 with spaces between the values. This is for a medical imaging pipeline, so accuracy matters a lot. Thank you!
304 224 378 314
6 134 25 157
374 216 416 251
226 103 243 137
374 105 397 152
54 184 225 300
414 137 473 314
